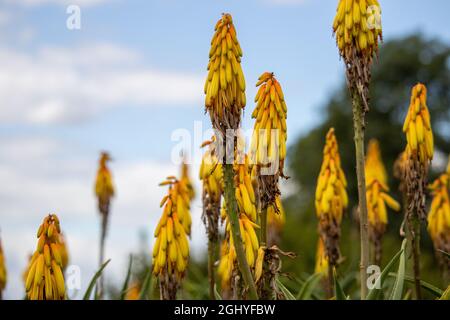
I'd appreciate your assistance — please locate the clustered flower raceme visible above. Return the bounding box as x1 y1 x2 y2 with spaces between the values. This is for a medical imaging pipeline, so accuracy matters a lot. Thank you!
152 176 191 300
427 163 450 266
365 140 400 263
250 72 287 172
333 0 383 61
200 139 223 245
205 13 246 132
314 237 329 275
315 128 348 266
0 238 6 298
402 83 434 223
95 152 115 217
218 156 260 293
403 83 434 164
24 214 66 300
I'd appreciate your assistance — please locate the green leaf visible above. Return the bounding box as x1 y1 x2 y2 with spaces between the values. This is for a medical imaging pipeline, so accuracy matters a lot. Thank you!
333 268 347 300
438 249 450 259
83 259 111 300
366 244 404 300
296 273 323 300
139 266 154 300
120 254 133 300
389 239 407 300
439 285 450 300
388 273 444 297
276 277 296 300
214 285 222 300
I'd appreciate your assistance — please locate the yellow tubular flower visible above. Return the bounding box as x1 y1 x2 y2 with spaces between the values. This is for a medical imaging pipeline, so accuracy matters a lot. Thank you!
125 282 140 300
58 233 69 271
0 238 6 296
315 128 348 224
94 152 115 216
199 139 223 204
153 177 190 290
250 72 287 171
204 13 246 131
181 162 195 201
365 140 400 231
25 214 66 300
218 156 260 289
427 172 450 253
314 238 329 275
403 83 434 164
333 0 383 61
267 196 286 234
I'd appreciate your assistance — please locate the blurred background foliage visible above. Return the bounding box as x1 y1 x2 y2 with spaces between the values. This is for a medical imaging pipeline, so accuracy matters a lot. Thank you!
112 33 450 299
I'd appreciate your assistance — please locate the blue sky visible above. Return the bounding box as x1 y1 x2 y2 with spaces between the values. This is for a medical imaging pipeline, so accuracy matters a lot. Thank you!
0 0 449 299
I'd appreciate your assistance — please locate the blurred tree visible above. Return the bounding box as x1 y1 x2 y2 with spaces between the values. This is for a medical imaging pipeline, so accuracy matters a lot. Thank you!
283 34 450 294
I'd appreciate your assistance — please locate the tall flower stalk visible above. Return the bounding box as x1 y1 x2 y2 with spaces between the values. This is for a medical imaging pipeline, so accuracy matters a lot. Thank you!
402 83 434 299
315 128 348 296
365 140 400 265
204 13 257 299
24 214 66 300
94 151 115 298
249 72 287 298
153 176 191 299
0 237 6 300
427 156 449 278
332 0 383 299
199 138 223 299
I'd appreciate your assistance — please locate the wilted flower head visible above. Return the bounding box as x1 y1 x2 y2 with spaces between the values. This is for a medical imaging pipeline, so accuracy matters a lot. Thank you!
428 169 450 262
333 0 383 62
0 238 6 297
204 13 246 132
403 83 434 164
153 177 191 299
315 128 348 266
25 214 66 300
95 151 115 216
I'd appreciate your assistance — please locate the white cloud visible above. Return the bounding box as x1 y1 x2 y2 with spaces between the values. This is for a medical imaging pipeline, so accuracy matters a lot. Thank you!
0 43 204 125
0 135 206 299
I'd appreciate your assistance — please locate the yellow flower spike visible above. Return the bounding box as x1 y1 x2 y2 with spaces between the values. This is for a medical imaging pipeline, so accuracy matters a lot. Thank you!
94 152 115 216
333 0 382 62
152 178 191 299
250 72 288 174
0 238 6 298
314 238 329 275
315 128 347 267
25 214 66 300
205 13 245 132
200 139 223 204
403 83 434 163
427 170 450 256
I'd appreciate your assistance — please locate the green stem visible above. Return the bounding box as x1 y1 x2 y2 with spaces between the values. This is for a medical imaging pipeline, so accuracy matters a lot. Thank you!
260 207 267 247
223 163 259 300
207 237 216 300
410 216 422 300
351 89 370 300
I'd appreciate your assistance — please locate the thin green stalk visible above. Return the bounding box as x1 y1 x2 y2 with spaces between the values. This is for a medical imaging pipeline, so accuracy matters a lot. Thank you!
327 263 334 299
207 237 216 300
351 89 370 300
223 163 258 300
260 207 267 246
410 216 422 299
